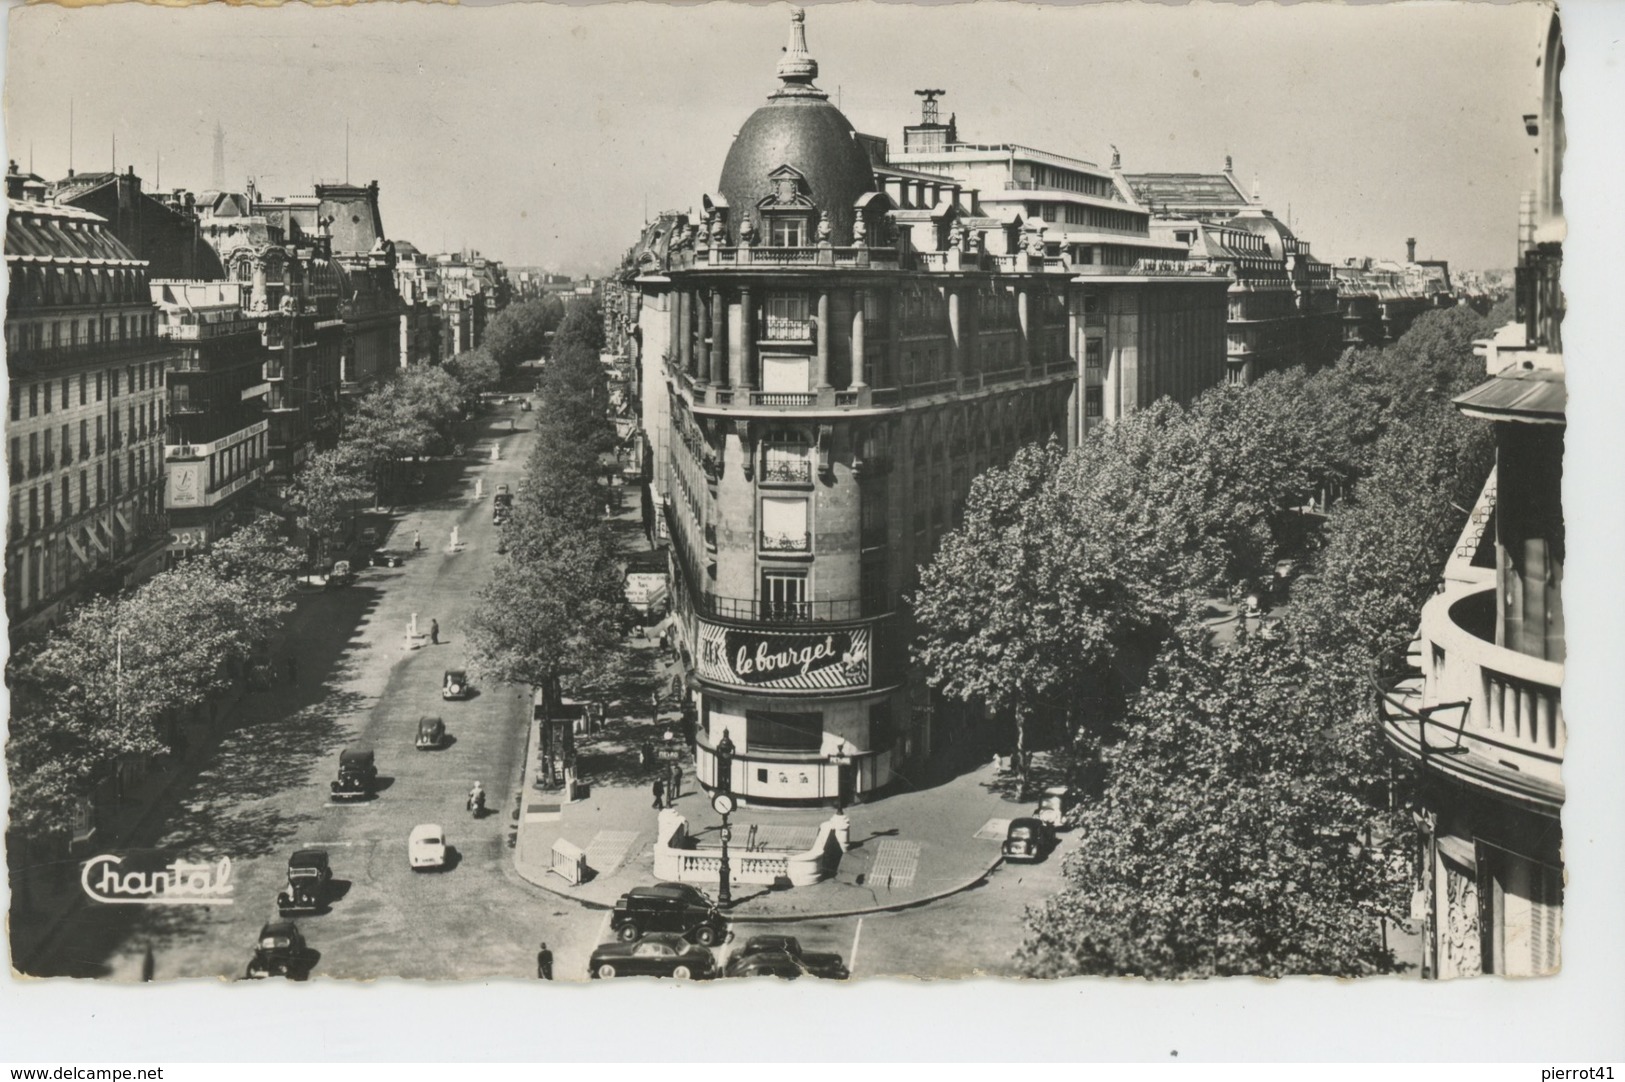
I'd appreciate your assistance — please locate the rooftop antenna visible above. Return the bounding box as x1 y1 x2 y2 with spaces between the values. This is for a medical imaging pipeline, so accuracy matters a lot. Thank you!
915 89 947 124
69 100 74 174
345 120 350 184
111 131 116 173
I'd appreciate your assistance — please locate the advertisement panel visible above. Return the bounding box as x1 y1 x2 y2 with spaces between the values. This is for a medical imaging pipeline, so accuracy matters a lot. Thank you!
698 621 870 692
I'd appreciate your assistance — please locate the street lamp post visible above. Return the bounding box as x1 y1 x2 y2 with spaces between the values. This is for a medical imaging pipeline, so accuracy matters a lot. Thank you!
831 740 853 813
712 791 735 909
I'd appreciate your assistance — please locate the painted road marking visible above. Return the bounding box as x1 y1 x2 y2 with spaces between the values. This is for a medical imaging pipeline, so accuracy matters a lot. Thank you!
849 917 864 975
869 839 920 889
974 818 1012 841
584 830 641 877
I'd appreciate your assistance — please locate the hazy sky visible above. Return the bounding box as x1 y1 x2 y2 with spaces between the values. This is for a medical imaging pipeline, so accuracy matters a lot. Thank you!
5 2 1549 275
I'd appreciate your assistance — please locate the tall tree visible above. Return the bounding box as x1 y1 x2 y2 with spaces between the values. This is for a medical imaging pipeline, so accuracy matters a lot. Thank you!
285 446 372 551
465 517 627 785
1020 633 1411 979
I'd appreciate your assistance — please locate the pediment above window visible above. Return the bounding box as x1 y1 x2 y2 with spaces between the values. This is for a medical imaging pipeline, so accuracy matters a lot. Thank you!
759 165 816 209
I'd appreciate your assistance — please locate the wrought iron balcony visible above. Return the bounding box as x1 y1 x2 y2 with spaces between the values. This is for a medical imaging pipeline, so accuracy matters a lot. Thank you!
759 458 813 484
759 531 811 554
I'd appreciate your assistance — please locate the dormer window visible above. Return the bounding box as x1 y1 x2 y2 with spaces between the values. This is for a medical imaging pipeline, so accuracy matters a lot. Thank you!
769 217 807 247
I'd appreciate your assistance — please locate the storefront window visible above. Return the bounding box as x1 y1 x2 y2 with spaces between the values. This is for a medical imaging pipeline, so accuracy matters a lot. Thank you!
745 710 822 753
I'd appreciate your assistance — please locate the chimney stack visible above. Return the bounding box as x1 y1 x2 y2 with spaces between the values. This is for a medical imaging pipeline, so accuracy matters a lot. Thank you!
1406 237 1417 263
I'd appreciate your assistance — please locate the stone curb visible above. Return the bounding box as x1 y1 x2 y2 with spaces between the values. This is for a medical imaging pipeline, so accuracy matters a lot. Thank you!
510 829 1007 923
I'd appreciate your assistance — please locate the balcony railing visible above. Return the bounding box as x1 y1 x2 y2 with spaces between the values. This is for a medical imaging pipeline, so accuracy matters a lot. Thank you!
759 531 811 553
695 593 895 624
1375 582 1564 809
4 335 167 373
763 316 813 341
750 392 816 408
760 457 813 484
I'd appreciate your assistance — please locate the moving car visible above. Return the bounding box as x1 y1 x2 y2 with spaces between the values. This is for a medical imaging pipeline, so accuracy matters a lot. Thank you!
589 933 718 980
610 882 728 945
275 849 333 916
415 715 447 751
370 549 405 568
441 670 472 701
244 920 316 980
1002 817 1056 864
723 935 849 980
409 823 448 870
329 747 377 801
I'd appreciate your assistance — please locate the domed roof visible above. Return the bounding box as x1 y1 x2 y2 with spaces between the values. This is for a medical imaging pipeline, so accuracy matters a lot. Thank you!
1226 208 1297 256
716 9 876 245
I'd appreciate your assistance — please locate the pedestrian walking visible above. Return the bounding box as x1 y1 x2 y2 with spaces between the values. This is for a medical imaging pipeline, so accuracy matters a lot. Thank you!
536 942 553 980
285 655 298 686
650 778 665 810
666 761 681 806
430 619 440 645
413 529 422 552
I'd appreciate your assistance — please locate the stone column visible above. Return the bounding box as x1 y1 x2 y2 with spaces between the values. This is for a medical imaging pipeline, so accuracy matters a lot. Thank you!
710 288 727 388
695 291 711 383
947 288 962 381
739 286 755 391
850 290 867 390
678 290 693 375
816 291 832 390
1067 303 1081 448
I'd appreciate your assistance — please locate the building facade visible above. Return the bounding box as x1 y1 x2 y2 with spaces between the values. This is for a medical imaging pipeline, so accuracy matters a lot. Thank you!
6 176 173 627
149 280 270 562
1375 13 1564 978
635 11 1228 805
1125 162 1341 382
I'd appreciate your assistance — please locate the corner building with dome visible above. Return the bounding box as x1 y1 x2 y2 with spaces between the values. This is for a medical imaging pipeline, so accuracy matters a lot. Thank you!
629 10 1232 805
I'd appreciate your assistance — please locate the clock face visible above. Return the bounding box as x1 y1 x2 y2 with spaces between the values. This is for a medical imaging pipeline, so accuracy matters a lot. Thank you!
712 792 736 816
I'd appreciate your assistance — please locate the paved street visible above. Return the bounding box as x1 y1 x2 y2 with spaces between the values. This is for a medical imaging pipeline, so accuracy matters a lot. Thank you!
20 402 614 982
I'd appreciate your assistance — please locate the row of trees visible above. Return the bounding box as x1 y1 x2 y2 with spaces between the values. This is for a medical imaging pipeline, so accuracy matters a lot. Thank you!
466 300 630 785
913 303 1504 977
6 514 305 844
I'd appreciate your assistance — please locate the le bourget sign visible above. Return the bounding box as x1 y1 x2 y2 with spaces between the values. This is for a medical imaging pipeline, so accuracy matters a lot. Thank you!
81 853 236 906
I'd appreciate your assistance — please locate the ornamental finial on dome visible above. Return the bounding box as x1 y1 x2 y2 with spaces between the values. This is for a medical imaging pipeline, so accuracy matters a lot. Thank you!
773 7 826 99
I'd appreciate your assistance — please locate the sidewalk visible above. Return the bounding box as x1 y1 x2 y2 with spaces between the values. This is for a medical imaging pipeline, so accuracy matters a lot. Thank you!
513 714 1031 920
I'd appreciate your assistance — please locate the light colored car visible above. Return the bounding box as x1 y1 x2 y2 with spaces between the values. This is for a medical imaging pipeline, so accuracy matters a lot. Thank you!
409 824 448 870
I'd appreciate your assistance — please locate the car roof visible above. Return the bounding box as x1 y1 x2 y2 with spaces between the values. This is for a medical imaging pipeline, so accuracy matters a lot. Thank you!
341 747 374 762
444 669 467 678
418 715 444 725
289 848 328 866
411 823 444 837
261 920 298 937
744 935 796 950
629 883 703 900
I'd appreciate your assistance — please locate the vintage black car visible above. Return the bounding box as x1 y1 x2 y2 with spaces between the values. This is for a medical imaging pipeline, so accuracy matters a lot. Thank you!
370 549 405 568
1002 817 1057 864
244 920 316 980
589 933 718 981
441 670 472 701
329 747 377 801
325 560 355 590
415 716 447 751
276 849 333 916
724 935 850 980
610 882 728 945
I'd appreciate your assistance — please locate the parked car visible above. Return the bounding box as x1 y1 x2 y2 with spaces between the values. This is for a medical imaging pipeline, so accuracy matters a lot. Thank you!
415 716 447 751
325 560 355 590
723 935 849 980
1002 817 1057 864
441 670 472 701
589 933 718 980
371 549 405 568
275 849 333 916
409 824 448 870
329 747 377 801
243 920 316 980
610 882 728 945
